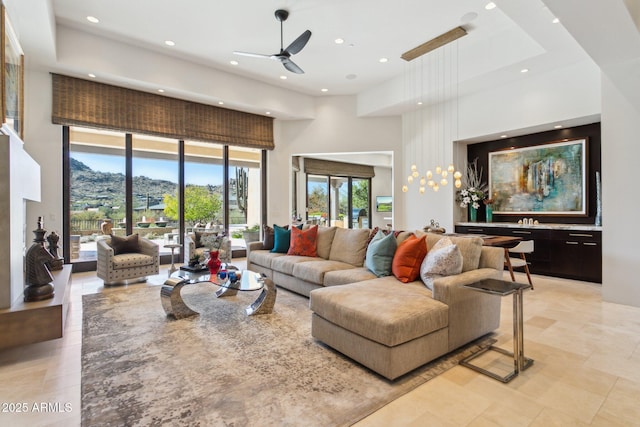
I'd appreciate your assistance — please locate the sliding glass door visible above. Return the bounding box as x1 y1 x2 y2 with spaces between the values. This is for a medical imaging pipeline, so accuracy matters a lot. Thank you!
65 126 264 270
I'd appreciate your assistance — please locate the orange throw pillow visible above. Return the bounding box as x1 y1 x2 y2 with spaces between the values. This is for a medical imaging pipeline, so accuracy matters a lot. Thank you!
287 225 318 257
392 234 427 283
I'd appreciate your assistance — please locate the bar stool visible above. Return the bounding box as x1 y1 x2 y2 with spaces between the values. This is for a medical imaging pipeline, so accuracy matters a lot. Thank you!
505 240 534 289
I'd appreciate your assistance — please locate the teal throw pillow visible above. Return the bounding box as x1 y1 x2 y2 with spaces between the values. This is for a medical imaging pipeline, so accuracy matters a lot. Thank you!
271 224 291 253
365 230 397 277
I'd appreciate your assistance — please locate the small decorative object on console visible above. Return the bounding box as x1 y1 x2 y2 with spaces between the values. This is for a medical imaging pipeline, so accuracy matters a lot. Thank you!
423 219 446 234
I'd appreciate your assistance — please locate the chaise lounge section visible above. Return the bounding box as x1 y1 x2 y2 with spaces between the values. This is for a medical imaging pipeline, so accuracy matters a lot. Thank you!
247 226 505 379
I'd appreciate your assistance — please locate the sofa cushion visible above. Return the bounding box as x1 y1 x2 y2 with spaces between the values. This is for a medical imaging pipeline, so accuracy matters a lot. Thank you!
323 268 377 287
271 225 291 253
420 237 463 290
248 249 285 269
328 228 371 267
448 236 484 272
422 232 483 273
365 230 397 277
194 231 217 249
109 234 141 255
310 279 448 347
391 234 427 283
316 226 337 259
293 260 356 285
271 254 320 276
112 253 154 269
288 225 318 257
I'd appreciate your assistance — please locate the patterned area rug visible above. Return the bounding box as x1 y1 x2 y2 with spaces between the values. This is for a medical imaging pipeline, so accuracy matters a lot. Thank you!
82 283 494 426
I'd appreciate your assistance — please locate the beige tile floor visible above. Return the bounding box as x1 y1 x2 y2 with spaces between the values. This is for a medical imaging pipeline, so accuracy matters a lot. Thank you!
1 263 639 426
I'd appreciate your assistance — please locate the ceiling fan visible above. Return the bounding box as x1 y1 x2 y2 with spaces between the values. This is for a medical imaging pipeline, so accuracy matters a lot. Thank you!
233 9 312 74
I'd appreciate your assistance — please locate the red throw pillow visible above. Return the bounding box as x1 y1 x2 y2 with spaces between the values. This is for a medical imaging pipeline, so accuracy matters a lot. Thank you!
392 234 427 283
287 225 318 257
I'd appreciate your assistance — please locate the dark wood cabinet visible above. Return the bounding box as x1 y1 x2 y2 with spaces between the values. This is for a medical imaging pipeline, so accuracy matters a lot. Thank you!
455 224 602 283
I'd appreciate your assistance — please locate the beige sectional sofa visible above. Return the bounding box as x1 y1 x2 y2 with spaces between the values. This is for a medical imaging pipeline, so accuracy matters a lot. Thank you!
247 226 505 380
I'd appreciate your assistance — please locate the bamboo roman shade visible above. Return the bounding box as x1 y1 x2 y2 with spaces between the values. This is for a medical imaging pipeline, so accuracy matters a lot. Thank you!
51 74 274 150
303 158 375 178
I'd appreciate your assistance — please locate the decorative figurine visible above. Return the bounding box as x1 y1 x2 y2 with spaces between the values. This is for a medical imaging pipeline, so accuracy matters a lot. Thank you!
46 231 64 271
24 217 55 301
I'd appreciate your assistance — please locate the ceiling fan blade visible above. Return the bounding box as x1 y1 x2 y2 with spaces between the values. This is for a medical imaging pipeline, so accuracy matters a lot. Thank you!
233 51 272 59
284 30 312 55
282 58 304 74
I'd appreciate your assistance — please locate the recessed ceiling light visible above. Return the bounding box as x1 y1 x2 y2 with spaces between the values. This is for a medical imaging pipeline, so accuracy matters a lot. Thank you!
86 16 99 24
165 40 175 46
334 38 344 44
554 125 562 128
218 101 224 105
88 73 96 78
230 60 238 65
501 135 508 138
417 101 423 105
461 12 478 24
345 74 357 80
158 89 165 93
379 57 388 63
265 111 271 115
321 88 328 92
552 18 560 24
485 2 496 10
280 75 287 80
521 68 529 73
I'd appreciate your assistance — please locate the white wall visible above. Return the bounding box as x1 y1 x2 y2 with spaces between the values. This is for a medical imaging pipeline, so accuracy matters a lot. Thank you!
601 74 640 306
371 166 393 229
272 96 402 227
24 70 64 239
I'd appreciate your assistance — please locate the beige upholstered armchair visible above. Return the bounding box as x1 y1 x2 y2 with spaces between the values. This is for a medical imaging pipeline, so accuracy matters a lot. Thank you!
97 235 160 285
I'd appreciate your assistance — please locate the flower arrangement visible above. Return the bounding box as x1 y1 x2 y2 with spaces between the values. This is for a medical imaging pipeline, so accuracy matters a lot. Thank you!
456 158 488 210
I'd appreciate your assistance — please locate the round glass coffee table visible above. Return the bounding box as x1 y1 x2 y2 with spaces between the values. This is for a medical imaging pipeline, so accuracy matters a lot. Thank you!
160 267 276 319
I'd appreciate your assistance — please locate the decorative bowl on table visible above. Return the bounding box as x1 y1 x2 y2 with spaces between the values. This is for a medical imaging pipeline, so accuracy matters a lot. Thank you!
137 222 151 228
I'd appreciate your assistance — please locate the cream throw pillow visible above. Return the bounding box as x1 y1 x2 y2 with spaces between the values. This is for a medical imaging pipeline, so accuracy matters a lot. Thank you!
420 237 463 290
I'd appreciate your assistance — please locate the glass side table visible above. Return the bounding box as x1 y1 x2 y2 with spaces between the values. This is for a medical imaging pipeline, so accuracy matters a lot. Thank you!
460 278 534 383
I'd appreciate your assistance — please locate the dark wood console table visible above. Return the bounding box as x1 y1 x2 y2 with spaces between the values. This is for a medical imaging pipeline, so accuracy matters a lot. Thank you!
455 223 602 283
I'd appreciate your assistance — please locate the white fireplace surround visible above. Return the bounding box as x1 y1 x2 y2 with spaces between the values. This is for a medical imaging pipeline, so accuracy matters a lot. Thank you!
0 125 41 309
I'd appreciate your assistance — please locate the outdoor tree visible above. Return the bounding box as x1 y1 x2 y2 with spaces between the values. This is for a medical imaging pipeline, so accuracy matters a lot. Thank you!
307 185 327 216
352 180 369 210
163 185 222 224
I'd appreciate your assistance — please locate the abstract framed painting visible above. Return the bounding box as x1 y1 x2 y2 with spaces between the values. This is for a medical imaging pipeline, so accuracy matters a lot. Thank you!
489 138 587 216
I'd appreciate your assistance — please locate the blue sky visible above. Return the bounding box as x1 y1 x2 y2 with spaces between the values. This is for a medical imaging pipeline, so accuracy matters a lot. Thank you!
72 153 224 186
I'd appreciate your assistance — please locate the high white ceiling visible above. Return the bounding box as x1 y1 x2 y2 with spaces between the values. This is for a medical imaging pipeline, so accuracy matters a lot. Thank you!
8 0 592 102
